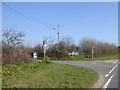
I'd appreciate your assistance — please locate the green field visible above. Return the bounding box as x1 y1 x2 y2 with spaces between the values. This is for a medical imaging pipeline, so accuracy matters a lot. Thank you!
93 54 118 60
2 61 99 88
61 54 118 61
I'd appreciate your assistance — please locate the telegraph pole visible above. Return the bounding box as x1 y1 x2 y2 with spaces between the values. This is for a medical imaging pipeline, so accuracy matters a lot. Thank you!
57 25 60 51
53 25 60 57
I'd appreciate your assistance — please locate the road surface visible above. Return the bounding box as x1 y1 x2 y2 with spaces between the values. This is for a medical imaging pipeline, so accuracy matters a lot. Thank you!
54 60 119 89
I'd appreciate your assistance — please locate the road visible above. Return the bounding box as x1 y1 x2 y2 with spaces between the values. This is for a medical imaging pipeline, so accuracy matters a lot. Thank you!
54 60 119 89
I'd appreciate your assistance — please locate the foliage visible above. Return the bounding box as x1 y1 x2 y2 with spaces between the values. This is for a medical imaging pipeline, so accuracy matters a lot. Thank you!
2 28 118 64
79 38 118 57
2 28 33 64
3 29 25 50
58 54 118 61
93 54 118 60
2 62 99 88
35 37 118 60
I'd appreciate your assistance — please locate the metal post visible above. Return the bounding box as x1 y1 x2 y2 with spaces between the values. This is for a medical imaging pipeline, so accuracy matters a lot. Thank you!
44 50 45 60
92 49 93 58
43 40 47 61
57 25 60 53
53 25 60 58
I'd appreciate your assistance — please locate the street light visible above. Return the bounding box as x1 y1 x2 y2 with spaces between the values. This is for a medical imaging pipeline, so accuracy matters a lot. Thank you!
53 25 60 57
53 25 60 50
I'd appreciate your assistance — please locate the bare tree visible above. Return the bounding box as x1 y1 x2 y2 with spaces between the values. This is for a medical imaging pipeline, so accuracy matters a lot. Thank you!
2 29 31 64
3 29 25 50
79 38 96 56
79 38 117 57
61 36 74 47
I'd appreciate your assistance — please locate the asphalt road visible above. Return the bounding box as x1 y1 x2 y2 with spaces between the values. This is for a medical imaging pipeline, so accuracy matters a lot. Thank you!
54 60 119 89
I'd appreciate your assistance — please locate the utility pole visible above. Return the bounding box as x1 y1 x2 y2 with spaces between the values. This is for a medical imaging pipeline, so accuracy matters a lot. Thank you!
53 25 60 57
57 25 60 51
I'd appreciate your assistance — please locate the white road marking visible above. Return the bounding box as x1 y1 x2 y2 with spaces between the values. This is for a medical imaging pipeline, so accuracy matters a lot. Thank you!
114 60 118 64
105 74 109 78
105 63 118 78
103 73 115 88
108 63 118 74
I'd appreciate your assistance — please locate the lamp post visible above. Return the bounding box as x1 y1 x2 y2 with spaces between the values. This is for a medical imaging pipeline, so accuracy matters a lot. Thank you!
53 25 60 56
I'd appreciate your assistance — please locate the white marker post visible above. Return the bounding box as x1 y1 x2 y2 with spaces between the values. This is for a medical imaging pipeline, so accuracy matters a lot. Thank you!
33 52 37 60
92 46 94 58
43 40 47 60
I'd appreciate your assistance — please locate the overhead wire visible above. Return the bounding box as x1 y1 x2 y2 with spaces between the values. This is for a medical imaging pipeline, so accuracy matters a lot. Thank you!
2 3 56 28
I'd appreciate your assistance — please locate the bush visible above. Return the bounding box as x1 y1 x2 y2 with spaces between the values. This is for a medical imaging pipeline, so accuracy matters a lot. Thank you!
2 45 33 64
45 56 50 60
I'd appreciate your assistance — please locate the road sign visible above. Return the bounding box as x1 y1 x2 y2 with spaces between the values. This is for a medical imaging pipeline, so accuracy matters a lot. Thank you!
43 40 47 44
43 40 47 60
92 49 94 53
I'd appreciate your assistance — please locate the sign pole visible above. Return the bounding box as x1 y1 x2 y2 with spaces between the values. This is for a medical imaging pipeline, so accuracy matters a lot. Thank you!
92 46 94 58
43 40 47 61
57 25 60 57
44 50 45 60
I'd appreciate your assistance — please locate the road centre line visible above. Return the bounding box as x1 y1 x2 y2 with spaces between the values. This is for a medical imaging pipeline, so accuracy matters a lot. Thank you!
103 73 115 88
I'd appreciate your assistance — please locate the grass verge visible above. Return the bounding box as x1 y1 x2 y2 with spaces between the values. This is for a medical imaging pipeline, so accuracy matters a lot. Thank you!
2 61 99 88
60 54 118 61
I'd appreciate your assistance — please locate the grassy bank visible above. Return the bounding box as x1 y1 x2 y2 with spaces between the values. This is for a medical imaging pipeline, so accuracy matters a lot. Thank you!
60 54 118 61
93 54 118 60
2 61 99 88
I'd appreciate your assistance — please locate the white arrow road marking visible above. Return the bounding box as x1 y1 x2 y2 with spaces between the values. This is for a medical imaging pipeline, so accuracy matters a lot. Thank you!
103 73 115 88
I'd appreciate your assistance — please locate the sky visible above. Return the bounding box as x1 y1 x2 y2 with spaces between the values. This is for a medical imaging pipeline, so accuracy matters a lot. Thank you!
2 2 118 47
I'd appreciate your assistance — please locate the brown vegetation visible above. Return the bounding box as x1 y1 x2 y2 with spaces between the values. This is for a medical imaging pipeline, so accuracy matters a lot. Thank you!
2 29 33 64
79 38 118 57
2 29 118 64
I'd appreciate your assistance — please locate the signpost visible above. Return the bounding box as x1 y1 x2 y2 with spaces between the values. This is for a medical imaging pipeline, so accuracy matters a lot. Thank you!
33 52 37 59
43 40 47 60
92 46 94 58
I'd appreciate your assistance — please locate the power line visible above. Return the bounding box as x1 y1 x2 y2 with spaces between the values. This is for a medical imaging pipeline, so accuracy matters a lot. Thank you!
3 3 55 28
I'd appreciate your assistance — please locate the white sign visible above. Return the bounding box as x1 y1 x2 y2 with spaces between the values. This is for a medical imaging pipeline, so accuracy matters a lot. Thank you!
92 49 94 53
33 52 37 59
43 44 47 54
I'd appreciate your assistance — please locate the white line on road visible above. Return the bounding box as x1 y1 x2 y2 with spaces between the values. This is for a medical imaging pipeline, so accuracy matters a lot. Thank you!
105 63 118 78
109 63 118 74
103 73 115 88
105 74 109 78
114 60 118 64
